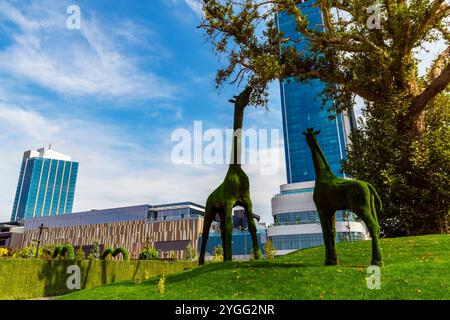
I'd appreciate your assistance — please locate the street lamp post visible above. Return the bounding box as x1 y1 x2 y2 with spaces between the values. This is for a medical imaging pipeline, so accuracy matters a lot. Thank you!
146 236 152 249
35 223 48 258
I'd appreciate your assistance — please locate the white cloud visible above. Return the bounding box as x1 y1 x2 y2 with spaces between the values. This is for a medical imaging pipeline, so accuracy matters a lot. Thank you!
170 0 204 18
0 0 286 225
183 0 204 16
0 104 283 223
0 1 175 100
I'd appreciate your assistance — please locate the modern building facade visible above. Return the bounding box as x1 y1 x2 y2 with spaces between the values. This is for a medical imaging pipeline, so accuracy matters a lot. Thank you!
22 202 205 260
199 208 267 260
270 182 369 255
278 1 355 184
268 0 368 254
0 222 24 249
10 147 79 222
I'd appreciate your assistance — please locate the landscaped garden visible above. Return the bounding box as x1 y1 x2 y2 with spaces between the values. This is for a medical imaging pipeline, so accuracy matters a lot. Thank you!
0 242 196 300
57 235 450 300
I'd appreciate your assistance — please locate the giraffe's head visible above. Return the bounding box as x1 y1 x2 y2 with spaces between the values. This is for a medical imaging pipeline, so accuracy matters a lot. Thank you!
302 128 321 147
229 86 253 109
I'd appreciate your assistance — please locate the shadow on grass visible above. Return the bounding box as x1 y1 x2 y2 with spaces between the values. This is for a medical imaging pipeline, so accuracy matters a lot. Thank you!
100 260 312 289
37 260 96 297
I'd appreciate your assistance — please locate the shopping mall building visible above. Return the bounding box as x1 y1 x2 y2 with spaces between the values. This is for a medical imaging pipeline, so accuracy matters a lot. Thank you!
3 202 266 260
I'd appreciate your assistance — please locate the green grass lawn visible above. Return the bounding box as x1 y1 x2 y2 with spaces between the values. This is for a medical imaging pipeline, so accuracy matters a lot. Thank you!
59 235 450 300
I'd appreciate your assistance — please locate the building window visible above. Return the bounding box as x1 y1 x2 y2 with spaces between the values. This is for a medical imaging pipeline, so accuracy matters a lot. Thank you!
270 232 365 251
274 211 357 225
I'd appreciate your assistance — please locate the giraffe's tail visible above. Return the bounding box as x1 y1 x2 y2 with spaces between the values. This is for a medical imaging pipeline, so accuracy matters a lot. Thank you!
368 183 382 218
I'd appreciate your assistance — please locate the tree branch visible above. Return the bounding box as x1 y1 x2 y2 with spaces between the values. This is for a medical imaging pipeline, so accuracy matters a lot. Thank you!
410 0 449 49
410 63 450 118
430 45 450 81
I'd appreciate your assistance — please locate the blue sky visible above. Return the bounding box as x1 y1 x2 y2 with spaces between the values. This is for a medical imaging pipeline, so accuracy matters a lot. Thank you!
0 0 285 223
0 0 444 223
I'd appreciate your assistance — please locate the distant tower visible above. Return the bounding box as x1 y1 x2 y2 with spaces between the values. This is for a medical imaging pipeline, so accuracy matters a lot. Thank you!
268 0 367 255
10 147 79 222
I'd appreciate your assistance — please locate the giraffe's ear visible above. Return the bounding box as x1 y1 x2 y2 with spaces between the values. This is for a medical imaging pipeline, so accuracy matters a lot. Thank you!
302 131 307 136
229 99 236 104
314 130 321 135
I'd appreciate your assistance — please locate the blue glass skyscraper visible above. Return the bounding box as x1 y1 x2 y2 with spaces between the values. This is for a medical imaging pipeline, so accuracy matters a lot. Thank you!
10 147 79 222
268 1 367 255
278 1 354 183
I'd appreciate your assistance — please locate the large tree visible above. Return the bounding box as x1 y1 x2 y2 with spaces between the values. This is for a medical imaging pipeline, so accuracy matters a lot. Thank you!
199 0 450 235
343 94 450 236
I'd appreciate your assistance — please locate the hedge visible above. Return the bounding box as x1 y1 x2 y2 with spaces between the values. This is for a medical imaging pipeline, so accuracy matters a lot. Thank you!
100 247 130 261
52 244 75 260
0 259 196 300
100 248 114 260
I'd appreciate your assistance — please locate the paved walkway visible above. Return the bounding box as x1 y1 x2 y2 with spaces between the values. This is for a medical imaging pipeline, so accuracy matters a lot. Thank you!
28 295 63 300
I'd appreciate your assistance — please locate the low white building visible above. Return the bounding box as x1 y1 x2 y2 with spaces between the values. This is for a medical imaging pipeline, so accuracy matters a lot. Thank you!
268 181 370 256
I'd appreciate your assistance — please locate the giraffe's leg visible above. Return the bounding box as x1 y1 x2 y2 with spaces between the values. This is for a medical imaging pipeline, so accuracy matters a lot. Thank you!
223 203 234 262
219 210 226 257
328 210 337 264
318 209 337 266
354 204 383 266
369 194 383 266
242 196 262 260
199 206 216 265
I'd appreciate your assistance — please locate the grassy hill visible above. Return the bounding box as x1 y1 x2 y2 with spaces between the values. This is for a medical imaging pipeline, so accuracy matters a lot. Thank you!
59 235 450 300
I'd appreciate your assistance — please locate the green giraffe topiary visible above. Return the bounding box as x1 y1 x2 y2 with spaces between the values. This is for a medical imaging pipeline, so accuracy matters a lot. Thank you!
199 87 262 265
303 128 383 266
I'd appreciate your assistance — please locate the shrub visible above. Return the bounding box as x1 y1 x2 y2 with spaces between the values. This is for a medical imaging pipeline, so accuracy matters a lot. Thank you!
0 248 8 258
213 244 223 262
185 243 196 261
264 239 276 260
1 248 18 258
61 244 75 260
88 241 100 260
20 246 43 259
76 246 85 261
42 244 57 259
156 274 166 295
52 246 63 259
139 247 159 260
52 244 75 260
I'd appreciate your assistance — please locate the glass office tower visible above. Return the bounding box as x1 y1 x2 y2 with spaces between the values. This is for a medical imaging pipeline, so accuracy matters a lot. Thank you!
278 1 354 183
268 1 367 255
10 147 79 222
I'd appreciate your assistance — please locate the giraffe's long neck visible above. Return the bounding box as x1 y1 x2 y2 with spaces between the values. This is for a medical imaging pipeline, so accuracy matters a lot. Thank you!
230 104 244 168
309 137 335 181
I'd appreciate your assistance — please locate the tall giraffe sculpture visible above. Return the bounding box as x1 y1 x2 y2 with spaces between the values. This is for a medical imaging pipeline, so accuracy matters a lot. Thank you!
199 87 262 265
303 128 383 266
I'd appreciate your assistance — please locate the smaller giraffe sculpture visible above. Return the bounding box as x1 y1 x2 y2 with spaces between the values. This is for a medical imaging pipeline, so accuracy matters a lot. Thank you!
303 128 383 266
199 87 262 265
